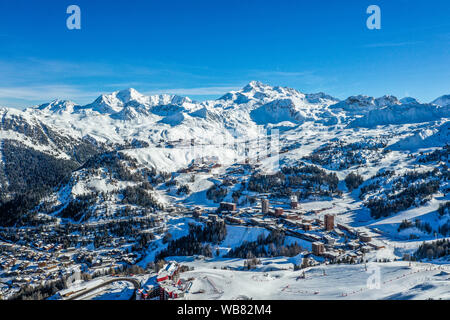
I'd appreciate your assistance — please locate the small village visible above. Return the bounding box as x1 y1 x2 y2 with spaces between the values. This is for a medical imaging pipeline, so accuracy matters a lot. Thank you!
191 196 385 266
0 212 172 299
0 157 392 300
0 192 386 300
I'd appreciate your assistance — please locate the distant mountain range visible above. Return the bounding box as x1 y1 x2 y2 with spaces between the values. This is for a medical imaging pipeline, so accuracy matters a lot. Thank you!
0 81 447 148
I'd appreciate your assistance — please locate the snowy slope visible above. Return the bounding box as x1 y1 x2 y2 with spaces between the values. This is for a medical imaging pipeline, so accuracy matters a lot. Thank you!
432 95 450 107
1 82 450 301
390 121 450 150
329 95 400 115
177 258 450 300
348 103 449 128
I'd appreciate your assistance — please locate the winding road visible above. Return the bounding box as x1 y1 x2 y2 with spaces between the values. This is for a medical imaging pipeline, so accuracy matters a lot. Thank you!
67 277 141 300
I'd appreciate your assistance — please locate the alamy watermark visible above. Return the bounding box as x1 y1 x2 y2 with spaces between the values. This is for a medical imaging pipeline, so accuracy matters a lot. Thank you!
366 263 381 289
366 5 381 30
172 127 280 174
66 5 381 31
66 5 81 30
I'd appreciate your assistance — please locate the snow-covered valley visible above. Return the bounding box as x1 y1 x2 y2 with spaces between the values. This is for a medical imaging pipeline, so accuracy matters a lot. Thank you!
0 81 448 300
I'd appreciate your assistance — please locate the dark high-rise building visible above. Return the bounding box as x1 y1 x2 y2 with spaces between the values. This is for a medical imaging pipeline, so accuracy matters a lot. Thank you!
261 198 269 214
324 214 335 231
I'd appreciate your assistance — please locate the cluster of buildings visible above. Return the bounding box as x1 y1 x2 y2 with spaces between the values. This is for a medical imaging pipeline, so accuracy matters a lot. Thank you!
0 210 175 299
304 216 384 263
192 196 384 265
178 156 222 174
0 241 82 298
138 262 191 300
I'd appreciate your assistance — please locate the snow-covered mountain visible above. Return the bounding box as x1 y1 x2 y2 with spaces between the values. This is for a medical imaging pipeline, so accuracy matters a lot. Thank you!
0 81 447 172
329 94 400 114
0 81 449 302
348 103 450 128
0 81 448 226
400 97 420 105
390 121 450 151
0 81 446 158
8 82 340 147
432 94 450 107
34 100 80 114
81 88 191 115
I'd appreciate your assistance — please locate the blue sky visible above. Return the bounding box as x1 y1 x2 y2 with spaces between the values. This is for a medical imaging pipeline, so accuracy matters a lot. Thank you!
0 0 449 108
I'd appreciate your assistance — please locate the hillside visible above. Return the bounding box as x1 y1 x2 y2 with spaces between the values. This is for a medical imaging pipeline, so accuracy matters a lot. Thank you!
0 81 448 300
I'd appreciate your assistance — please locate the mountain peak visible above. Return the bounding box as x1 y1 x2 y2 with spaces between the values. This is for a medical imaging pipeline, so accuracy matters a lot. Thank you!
305 92 340 104
400 97 419 105
86 88 149 114
374 95 400 107
242 81 270 92
35 99 77 113
115 88 144 103
432 94 450 107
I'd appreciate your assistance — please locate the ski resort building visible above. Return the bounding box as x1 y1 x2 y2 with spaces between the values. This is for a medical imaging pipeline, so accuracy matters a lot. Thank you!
312 242 325 256
337 223 358 237
324 214 335 231
359 233 372 242
157 262 180 283
219 202 237 212
225 216 245 225
302 223 313 231
261 199 269 214
274 207 284 217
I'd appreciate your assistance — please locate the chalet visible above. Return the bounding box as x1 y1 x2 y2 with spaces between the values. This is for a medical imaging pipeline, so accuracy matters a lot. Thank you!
359 233 372 242
304 233 322 242
347 241 360 250
58 255 71 262
157 262 180 283
337 223 357 237
281 212 301 220
43 244 54 251
312 242 325 256
249 218 264 226
225 216 244 225
332 229 345 237
219 202 237 212
323 235 336 245
208 214 219 222
322 251 339 261
46 265 59 272
159 283 184 299
273 207 284 217
283 219 303 228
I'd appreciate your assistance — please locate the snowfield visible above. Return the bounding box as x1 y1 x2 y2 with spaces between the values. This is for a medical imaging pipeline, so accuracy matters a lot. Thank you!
173 258 450 300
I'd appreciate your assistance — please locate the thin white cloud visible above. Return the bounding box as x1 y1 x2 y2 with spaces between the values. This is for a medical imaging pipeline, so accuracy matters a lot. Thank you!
145 86 240 96
363 41 422 48
0 85 100 103
0 84 240 109
0 59 115 84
